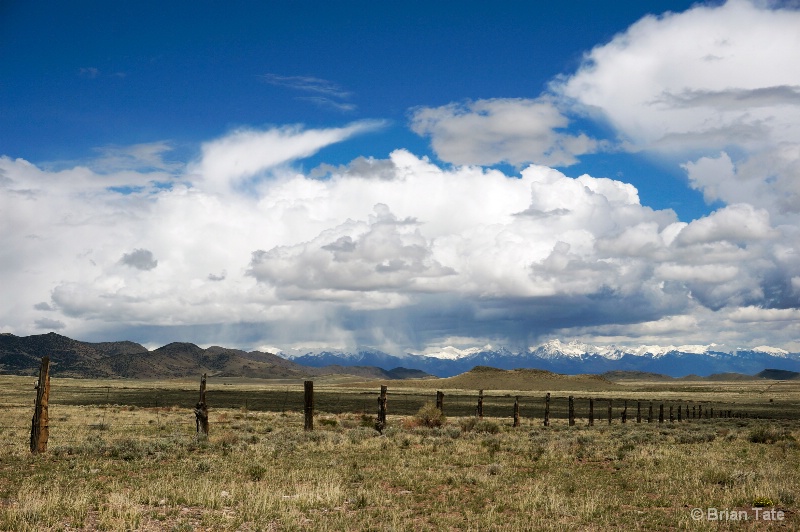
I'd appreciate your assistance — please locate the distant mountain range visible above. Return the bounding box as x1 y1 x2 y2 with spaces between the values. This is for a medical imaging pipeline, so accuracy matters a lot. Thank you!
281 339 800 378
0 332 431 380
3 333 799 380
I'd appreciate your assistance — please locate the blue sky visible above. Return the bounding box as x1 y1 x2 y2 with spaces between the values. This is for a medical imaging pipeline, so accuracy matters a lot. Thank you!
2 0 800 354
3 0 707 215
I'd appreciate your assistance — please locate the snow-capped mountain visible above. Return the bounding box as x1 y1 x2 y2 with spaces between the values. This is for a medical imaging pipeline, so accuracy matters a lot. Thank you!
278 341 800 378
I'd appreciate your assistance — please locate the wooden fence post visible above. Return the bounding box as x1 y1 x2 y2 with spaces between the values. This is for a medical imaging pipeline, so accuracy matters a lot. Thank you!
607 399 612 425
637 401 641 423
698 404 702 419
194 373 209 436
544 393 550 427
692 405 696 419
669 405 674 423
622 400 627 424
436 391 444 413
30 357 50 454
658 403 664 423
648 402 653 423
304 380 314 431
376 385 387 433
710 407 714 418
677 404 682 422
513 396 520 427
568 396 574 426
477 390 483 419
588 398 594 426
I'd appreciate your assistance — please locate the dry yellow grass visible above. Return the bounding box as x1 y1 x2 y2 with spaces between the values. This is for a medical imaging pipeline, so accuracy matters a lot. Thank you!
0 374 798 530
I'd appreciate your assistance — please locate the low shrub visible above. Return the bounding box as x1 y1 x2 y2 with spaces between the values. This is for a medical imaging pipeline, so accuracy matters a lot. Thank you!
460 418 501 434
247 464 267 481
411 402 446 428
753 496 774 507
748 426 795 444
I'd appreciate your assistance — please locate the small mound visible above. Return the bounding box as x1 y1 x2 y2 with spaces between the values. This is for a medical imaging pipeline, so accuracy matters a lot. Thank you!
756 369 800 380
390 366 621 392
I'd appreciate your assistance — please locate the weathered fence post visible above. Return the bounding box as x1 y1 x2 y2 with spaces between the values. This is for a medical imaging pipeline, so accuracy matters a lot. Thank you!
658 403 664 423
513 396 521 427
568 396 575 426
692 405 696 419
698 404 702 419
588 398 594 426
376 385 387 433
436 391 444 413
194 373 209 436
304 380 314 431
710 407 714 418
669 405 674 423
30 357 50 454
648 402 653 423
637 401 641 423
477 389 484 419
544 393 550 427
677 404 682 422
622 400 627 424
607 399 612 425
685 404 689 420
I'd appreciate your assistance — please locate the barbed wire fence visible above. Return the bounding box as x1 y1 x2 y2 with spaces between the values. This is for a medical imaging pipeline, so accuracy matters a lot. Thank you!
1 358 779 454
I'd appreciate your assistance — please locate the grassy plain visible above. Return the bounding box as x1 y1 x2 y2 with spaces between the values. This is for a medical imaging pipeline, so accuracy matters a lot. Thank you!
0 374 799 530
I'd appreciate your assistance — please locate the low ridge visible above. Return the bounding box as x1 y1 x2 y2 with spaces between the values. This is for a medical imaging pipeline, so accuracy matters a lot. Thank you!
387 366 621 391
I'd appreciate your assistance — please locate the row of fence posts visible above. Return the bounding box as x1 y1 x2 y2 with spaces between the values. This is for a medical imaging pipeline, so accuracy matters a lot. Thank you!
296 383 740 432
26 357 747 453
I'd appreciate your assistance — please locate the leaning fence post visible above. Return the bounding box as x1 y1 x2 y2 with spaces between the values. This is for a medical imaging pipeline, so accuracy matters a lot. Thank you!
30 356 50 454
477 390 484 419
194 373 209 436
304 380 314 431
376 385 388 433
568 396 575 426
436 391 444 413
544 393 550 427
513 396 521 427
588 398 594 426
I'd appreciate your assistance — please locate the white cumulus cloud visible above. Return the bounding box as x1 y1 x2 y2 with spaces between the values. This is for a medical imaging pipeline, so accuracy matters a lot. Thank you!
410 98 599 167
1 131 799 351
557 0 800 219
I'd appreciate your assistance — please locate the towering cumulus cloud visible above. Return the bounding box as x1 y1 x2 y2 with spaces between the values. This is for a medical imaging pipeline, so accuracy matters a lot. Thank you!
558 0 800 219
1 0 799 353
